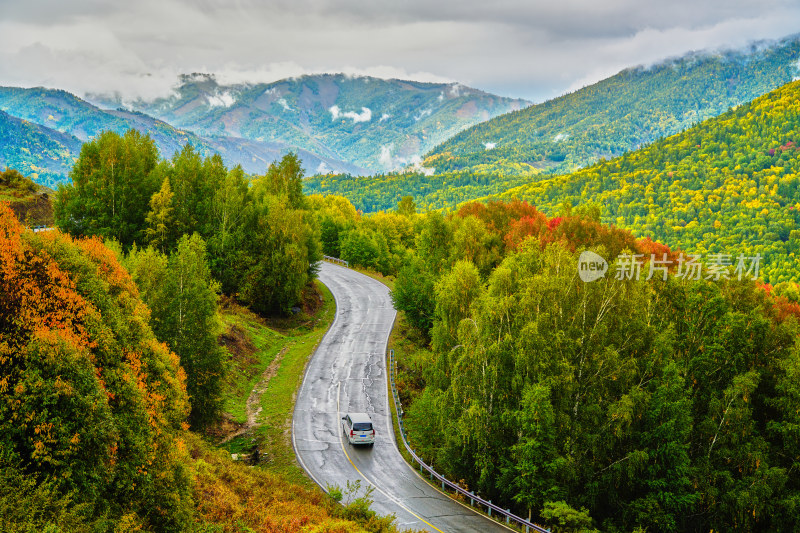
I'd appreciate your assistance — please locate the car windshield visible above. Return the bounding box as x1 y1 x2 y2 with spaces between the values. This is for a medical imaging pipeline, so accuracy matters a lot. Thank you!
353 422 372 431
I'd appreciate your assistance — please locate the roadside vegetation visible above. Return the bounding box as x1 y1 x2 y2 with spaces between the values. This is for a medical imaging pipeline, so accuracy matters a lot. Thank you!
314 193 800 532
5 102 800 531
0 131 418 532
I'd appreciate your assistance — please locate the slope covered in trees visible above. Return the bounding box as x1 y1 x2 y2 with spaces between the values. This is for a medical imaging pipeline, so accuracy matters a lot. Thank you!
315 194 800 532
424 35 800 176
0 203 194 530
0 109 82 188
0 204 420 532
496 79 800 284
0 86 364 186
0 168 54 227
306 78 800 285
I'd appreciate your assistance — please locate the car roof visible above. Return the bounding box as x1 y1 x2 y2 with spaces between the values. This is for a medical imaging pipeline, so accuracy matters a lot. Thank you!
346 412 372 423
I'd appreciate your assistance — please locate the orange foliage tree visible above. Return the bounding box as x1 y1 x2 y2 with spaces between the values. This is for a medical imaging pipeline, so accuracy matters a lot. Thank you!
0 203 192 531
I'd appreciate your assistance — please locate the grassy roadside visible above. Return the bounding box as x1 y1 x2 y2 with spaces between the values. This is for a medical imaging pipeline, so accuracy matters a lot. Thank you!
215 280 336 487
352 266 396 291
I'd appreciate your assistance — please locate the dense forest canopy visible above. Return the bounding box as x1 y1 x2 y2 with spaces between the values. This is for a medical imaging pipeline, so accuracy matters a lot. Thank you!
1 135 413 531
497 79 800 285
329 197 800 533
0 203 194 530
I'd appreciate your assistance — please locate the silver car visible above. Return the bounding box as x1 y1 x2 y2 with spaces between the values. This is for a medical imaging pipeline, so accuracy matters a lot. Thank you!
341 412 375 446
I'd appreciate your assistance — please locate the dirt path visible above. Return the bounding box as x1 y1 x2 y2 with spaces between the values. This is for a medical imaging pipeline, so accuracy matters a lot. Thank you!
219 346 288 444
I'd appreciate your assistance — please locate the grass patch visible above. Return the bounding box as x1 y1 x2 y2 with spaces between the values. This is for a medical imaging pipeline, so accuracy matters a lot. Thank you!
218 305 285 425
252 280 335 485
214 281 336 488
351 265 396 292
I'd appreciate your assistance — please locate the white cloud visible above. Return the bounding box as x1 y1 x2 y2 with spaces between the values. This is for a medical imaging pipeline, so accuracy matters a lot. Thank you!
407 155 436 176
414 108 432 121
447 83 465 97
329 105 372 123
553 132 569 142
316 161 331 174
277 98 293 111
1 1 799 102
484 142 496 150
379 113 392 122
379 145 435 174
206 91 236 107
378 144 395 168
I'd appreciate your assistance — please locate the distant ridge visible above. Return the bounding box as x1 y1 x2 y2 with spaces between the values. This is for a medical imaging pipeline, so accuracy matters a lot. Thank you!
424 34 800 177
97 73 529 173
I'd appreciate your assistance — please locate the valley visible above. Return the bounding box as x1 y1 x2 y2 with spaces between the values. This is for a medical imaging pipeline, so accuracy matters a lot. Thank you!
2 26 800 533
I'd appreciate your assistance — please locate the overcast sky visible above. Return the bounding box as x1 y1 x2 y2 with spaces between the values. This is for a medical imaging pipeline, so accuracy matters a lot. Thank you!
1 0 799 103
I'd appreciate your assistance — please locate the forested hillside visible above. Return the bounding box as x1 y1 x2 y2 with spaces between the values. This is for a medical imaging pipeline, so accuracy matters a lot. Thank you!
306 78 800 285
0 202 417 532
0 129 422 531
424 35 800 176
308 193 800 532
494 79 800 284
0 109 82 187
0 86 365 185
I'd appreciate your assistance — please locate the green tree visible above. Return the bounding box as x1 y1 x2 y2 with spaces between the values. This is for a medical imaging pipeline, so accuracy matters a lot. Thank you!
240 195 319 315
207 165 253 295
145 177 175 253
396 196 417 217
254 152 305 209
391 254 437 337
54 130 161 246
125 235 225 431
430 260 481 353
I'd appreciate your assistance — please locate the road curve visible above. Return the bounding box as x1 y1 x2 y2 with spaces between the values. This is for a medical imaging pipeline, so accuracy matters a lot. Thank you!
293 262 512 533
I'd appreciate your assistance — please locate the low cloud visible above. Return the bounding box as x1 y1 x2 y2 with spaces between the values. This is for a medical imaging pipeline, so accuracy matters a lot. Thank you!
277 98 293 111
379 113 391 122
379 144 395 168
329 105 372 123
206 91 236 107
407 155 436 176
414 108 432 121
379 144 435 175
484 142 496 150
447 83 466 97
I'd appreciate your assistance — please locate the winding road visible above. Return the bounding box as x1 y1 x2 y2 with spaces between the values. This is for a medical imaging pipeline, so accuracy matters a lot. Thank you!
293 262 512 533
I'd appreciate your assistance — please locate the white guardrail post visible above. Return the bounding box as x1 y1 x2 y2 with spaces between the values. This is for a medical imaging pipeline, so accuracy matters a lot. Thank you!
388 349 550 533
322 255 349 267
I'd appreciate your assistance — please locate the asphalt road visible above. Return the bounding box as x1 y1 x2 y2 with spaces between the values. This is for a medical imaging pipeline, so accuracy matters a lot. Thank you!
293 262 513 533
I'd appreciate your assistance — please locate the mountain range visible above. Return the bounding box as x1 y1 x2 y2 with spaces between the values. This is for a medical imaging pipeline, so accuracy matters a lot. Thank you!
0 75 528 186
423 33 800 176
93 73 529 173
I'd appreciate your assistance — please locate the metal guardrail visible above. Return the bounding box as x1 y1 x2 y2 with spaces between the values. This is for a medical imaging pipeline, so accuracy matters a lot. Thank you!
388 349 550 533
323 255 349 267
